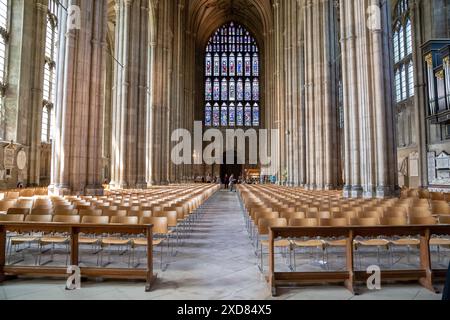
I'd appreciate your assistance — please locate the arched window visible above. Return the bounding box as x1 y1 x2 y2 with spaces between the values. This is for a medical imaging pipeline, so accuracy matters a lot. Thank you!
42 0 59 143
204 22 260 127
0 0 10 140
393 0 414 103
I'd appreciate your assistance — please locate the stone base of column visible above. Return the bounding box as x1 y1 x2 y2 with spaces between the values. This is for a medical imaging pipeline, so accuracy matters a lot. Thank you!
351 185 363 198
85 185 104 196
136 182 148 189
324 184 335 191
48 184 72 196
375 186 395 199
343 185 351 198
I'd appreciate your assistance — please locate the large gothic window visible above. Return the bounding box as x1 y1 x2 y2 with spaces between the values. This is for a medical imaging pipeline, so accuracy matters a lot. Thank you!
393 0 414 103
0 0 9 140
204 22 260 127
42 0 58 143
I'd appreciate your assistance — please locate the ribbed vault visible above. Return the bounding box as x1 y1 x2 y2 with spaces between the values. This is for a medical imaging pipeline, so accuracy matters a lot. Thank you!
188 0 273 49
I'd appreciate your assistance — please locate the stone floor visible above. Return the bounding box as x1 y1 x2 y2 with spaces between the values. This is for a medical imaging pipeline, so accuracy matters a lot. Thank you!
0 190 446 300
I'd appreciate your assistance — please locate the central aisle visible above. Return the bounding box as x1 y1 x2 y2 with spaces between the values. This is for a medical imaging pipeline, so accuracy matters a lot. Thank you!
154 189 268 299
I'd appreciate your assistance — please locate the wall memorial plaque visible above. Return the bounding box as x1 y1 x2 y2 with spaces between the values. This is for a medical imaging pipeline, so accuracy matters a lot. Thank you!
4 145 15 168
428 152 437 184
409 152 419 177
17 150 27 170
436 152 450 170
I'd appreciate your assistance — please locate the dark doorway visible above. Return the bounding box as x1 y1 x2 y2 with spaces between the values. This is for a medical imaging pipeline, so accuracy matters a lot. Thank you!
220 151 243 183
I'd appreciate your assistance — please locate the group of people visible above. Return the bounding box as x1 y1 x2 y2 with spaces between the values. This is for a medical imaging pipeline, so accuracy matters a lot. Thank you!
222 174 238 192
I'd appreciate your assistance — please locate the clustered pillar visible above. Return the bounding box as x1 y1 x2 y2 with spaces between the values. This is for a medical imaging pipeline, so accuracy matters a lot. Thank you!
50 0 107 195
110 0 149 189
340 0 397 198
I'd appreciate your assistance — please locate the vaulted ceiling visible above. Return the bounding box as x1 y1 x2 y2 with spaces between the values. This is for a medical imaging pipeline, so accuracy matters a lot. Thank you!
187 0 273 49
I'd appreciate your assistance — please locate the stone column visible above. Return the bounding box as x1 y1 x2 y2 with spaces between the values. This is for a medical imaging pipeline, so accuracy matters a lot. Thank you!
110 0 148 189
28 0 48 186
340 0 397 198
50 0 108 195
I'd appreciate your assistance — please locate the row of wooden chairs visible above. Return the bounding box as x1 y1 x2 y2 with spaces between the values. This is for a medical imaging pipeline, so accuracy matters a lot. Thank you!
1 184 220 270
238 184 450 273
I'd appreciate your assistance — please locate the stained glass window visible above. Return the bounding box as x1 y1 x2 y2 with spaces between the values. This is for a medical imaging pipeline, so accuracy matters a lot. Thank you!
237 53 243 76
229 103 236 126
204 22 260 127
237 103 244 126
205 79 212 101
237 79 244 101
245 79 252 101
206 53 212 76
213 79 220 101
245 104 252 127
221 78 228 101
229 53 236 76
252 53 259 76
214 54 220 76
205 103 212 126
393 0 414 102
229 79 236 101
253 104 260 126
221 104 228 126
221 54 228 76
245 53 251 76
213 104 220 127
252 79 259 101
42 0 59 143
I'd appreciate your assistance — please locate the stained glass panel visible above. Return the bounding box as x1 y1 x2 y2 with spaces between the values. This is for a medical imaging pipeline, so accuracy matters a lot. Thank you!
245 104 252 127
229 53 236 76
245 53 251 76
245 79 252 101
221 104 228 127
237 79 244 101
253 104 259 126
229 80 236 101
221 54 228 76
221 79 228 101
237 104 244 126
205 104 212 126
213 104 220 127
206 53 212 76
214 54 220 76
237 54 243 76
252 79 259 101
205 78 212 101
229 103 236 126
213 79 220 101
252 53 259 76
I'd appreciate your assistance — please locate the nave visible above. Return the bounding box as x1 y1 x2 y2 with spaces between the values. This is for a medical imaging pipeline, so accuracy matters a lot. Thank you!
0 190 442 300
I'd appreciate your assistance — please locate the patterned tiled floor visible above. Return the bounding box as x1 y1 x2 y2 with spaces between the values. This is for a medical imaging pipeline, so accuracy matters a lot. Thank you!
0 190 445 300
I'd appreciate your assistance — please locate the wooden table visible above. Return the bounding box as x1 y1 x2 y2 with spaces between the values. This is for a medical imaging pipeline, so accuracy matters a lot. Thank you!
268 225 450 296
0 222 157 292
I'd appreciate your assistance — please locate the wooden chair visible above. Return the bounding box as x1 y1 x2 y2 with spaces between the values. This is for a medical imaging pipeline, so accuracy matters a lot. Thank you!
132 217 170 270
351 218 390 268
431 201 450 215
54 208 78 216
256 218 289 272
289 218 327 270
0 200 17 213
37 215 81 266
30 208 54 216
99 215 138 267
6 207 30 216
